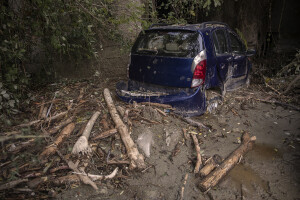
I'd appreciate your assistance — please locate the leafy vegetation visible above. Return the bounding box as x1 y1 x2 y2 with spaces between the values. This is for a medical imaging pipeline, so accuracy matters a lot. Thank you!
0 0 222 114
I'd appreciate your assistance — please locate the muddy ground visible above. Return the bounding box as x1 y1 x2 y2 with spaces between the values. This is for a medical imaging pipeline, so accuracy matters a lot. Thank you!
55 78 299 200
0 47 299 200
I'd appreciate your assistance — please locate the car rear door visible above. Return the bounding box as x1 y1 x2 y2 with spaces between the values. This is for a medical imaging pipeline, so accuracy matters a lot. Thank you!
227 31 247 78
212 29 233 83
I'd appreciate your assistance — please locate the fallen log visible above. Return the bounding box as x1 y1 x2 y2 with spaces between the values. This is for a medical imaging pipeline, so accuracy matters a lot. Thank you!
93 128 118 140
191 134 202 173
72 111 101 155
104 88 146 169
40 123 75 158
198 132 256 192
199 154 222 177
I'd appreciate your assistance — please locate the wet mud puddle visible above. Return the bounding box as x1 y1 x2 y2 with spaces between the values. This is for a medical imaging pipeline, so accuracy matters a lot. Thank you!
225 143 282 196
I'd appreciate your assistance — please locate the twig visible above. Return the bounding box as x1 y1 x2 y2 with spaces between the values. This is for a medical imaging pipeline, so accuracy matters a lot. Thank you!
0 179 28 191
255 98 300 111
73 167 118 181
191 134 202 173
179 173 189 200
0 135 48 143
155 108 167 116
182 117 209 130
93 128 118 140
55 150 98 190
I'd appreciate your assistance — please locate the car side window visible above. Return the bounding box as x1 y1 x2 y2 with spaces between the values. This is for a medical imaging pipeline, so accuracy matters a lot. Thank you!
212 30 229 55
228 32 244 53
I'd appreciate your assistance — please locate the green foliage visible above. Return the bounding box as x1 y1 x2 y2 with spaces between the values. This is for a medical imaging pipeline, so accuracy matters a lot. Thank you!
0 0 126 113
152 0 223 24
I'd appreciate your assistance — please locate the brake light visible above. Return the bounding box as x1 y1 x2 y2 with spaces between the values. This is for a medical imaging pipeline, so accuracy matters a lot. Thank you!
191 50 207 88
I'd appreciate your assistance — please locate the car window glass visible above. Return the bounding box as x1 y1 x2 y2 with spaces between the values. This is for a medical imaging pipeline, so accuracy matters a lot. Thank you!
214 30 228 55
229 32 243 53
132 31 201 58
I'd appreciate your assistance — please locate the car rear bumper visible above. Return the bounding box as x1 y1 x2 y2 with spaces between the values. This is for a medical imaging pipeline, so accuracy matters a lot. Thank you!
116 80 206 116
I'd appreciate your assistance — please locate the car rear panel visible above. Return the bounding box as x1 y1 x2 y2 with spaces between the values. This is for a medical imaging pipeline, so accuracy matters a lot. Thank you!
129 55 194 88
116 80 206 116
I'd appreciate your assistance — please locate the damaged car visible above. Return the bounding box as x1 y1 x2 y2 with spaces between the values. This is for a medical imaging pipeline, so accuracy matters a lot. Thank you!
116 22 255 116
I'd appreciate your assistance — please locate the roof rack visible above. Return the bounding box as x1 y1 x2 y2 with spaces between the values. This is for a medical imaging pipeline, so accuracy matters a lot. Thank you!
199 21 228 28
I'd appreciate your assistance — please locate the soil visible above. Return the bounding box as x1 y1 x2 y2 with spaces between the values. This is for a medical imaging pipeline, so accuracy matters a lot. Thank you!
57 80 300 199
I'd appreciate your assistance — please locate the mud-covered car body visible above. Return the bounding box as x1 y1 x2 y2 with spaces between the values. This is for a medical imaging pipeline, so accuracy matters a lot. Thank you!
116 22 255 116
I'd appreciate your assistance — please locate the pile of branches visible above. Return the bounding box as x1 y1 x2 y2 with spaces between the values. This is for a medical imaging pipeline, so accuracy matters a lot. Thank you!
0 82 138 199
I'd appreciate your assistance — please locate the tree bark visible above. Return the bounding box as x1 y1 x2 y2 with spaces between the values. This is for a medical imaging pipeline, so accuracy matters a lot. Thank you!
104 88 146 170
198 132 256 192
199 154 222 177
40 123 75 158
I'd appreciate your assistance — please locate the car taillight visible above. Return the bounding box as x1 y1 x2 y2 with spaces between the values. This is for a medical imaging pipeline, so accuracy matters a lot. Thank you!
191 50 207 88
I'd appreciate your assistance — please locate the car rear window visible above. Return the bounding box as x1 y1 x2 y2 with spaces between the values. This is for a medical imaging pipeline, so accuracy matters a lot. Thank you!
132 30 201 58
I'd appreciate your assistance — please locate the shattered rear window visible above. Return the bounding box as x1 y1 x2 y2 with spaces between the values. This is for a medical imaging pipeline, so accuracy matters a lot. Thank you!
132 30 201 58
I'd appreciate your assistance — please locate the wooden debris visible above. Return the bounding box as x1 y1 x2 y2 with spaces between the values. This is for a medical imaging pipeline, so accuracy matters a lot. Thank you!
53 174 80 186
93 128 118 140
255 98 300 111
155 108 167 116
198 132 256 192
199 154 222 177
40 123 75 158
182 117 209 130
140 102 172 109
72 111 100 155
0 178 28 191
17 110 69 127
55 150 98 190
191 134 202 173
73 167 118 181
47 117 74 135
179 173 189 200
0 135 48 143
104 88 146 170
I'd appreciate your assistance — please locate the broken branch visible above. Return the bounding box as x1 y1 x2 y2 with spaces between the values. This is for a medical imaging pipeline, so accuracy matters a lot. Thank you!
191 134 202 173
72 111 101 155
104 88 146 170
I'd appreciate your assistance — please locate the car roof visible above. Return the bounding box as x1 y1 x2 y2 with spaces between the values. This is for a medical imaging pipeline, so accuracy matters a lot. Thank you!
147 21 229 32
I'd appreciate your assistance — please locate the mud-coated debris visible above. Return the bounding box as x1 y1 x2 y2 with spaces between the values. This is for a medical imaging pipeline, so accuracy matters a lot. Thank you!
142 106 162 122
99 186 108 194
137 129 153 157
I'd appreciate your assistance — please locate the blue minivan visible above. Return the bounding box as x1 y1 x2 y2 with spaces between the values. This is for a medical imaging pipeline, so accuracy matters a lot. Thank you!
116 22 255 116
